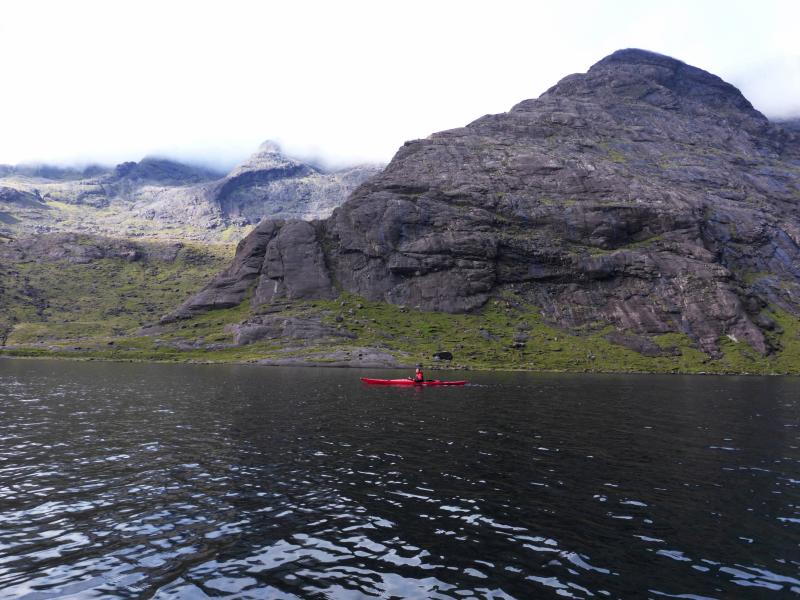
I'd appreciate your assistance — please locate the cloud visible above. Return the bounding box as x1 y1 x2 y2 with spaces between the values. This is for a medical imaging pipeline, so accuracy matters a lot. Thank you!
729 57 800 119
0 0 798 169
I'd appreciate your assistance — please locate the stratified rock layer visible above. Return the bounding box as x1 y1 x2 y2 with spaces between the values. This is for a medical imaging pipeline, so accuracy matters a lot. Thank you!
170 49 800 356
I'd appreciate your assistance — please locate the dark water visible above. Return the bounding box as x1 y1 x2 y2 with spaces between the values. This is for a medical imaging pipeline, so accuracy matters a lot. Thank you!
1 360 799 599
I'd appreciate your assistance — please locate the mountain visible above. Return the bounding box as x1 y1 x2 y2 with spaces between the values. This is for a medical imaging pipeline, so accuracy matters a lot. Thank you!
169 49 800 364
0 143 381 241
778 118 800 133
208 141 379 225
0 163 109 180
128 142 381 232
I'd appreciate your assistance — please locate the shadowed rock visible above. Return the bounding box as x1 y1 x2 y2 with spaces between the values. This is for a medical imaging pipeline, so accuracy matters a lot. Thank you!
164 219 333 321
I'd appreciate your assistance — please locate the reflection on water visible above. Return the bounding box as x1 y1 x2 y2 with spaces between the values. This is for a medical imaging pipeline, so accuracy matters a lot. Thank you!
0 360 799 598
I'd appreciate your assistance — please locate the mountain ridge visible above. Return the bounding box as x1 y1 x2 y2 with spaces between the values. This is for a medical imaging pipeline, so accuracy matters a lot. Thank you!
0 142 382 241
168 48 800 361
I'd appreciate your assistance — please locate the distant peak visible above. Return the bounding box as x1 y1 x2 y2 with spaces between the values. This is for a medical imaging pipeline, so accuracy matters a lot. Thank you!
228 141 314 178
112 157 220 184
257 140 283 154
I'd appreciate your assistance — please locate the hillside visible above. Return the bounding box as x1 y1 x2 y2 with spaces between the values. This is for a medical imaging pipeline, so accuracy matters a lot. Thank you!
157 49 800 373
0 142 381 242
3 49 799 373
0 234 233 352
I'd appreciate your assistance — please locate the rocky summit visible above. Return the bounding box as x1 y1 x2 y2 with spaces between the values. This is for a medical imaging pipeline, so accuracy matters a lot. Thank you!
171 49 800 358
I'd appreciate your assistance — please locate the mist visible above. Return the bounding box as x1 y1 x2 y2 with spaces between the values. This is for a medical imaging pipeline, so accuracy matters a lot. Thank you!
1 0 798 171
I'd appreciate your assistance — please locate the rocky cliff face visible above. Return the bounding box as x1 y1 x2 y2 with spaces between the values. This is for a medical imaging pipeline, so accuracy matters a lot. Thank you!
172 49 800 357
131 142 381 230
0 143 381 240
779 118 800 133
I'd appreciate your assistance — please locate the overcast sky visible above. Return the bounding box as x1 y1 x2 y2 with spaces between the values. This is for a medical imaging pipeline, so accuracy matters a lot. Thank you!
2 0 798 170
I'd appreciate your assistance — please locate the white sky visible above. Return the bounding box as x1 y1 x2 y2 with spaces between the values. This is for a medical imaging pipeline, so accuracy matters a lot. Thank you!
1 0 798 170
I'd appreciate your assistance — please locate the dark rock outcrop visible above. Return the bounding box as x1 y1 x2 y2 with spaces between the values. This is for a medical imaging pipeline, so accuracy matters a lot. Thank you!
170 49 800 356
0 233 182 265
0 187 44 206
165 219 333 319
112 158 221 185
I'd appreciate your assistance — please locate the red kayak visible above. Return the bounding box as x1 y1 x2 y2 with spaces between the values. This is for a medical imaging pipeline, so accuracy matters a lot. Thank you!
360 377 467 386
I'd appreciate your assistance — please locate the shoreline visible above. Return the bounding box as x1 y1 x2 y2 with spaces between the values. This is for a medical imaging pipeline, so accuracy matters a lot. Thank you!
2 352 798 378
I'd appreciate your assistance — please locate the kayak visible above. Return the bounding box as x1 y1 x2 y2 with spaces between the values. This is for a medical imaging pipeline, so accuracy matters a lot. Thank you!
360 377 467 386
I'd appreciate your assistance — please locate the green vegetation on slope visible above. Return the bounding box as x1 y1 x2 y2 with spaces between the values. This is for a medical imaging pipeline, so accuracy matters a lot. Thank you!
283 294 799 374
0 241 233 350
3 263 799 374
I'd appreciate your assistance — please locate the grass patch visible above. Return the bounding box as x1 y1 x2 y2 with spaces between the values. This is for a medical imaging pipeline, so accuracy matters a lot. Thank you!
608 149 627 163
1 242 233 348
3 258 800 374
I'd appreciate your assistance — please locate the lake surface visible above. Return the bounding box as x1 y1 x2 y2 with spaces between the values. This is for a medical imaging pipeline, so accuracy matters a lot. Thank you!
1 359 799 599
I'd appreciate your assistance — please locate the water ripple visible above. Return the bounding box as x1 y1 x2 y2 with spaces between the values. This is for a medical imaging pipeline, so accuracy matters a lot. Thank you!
0 362 799 598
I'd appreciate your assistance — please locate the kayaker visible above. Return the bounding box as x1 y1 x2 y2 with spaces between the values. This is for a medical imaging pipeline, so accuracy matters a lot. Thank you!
412 366 424 383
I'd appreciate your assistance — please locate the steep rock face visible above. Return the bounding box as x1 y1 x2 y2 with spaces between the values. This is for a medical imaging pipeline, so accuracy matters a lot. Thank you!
187 142 380 225
165 219 332 319
173 49 800 356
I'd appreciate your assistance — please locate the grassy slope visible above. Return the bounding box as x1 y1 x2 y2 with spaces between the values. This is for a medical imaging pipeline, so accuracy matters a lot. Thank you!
0 191 252 243
3 252 799 373
0 241 233 350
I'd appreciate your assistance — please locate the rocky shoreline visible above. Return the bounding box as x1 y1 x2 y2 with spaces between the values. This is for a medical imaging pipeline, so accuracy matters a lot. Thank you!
3 352 797 378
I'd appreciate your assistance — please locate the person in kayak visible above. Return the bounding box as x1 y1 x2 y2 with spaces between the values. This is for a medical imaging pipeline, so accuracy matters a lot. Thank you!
411 366 424 383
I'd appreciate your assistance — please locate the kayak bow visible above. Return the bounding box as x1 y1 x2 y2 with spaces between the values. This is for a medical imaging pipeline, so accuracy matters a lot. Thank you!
360 377 467 386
